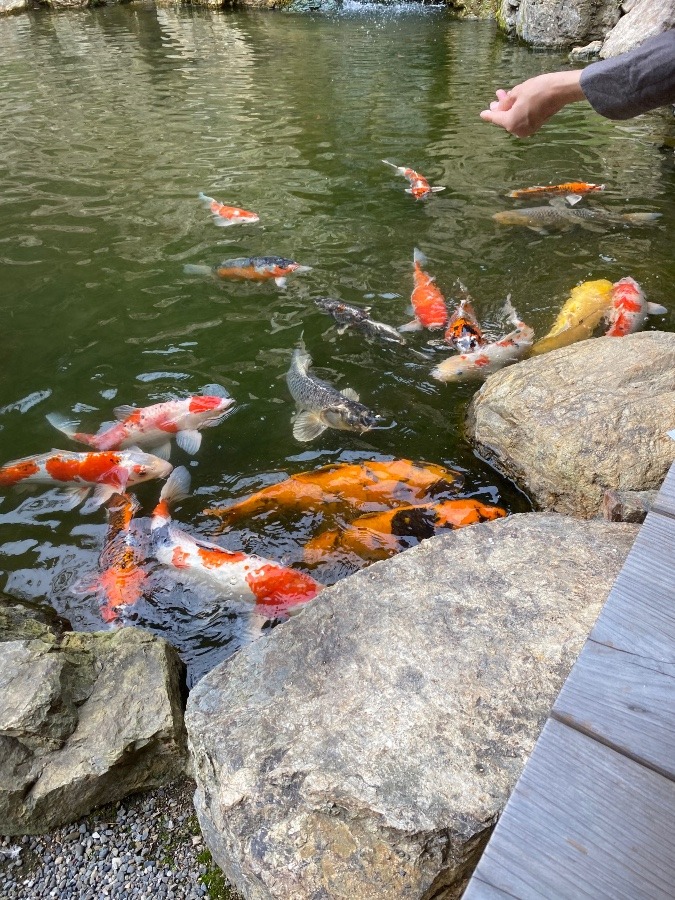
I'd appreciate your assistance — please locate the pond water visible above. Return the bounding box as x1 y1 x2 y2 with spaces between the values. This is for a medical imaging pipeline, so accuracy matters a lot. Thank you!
0 3 673 683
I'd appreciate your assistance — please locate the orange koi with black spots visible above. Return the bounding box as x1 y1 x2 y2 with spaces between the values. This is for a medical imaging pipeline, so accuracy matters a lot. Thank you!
304 498 506 564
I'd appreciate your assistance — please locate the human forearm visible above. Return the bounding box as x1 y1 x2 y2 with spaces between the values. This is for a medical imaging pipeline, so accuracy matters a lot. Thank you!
580 31 675 119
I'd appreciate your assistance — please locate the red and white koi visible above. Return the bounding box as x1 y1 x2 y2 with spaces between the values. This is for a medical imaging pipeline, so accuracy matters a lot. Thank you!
151 467 322 622
95 492 148 623
401 248 448 333
0 449 172 512
184 256 312 289
432 298 533 382
198 192 260 227
382 160 445 200
605 277 667 337
47 386 234 458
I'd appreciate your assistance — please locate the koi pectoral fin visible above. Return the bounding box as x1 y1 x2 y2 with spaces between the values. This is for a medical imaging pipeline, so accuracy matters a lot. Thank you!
293 411 327 442
399 320 423 333
430 186 446 193
275 277 288 288
176 430 202 455
647 302 668 316
80 485 118 514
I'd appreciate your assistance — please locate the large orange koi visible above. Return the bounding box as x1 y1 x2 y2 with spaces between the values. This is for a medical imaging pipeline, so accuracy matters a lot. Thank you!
203 458 464 528
198 192 259 227
400 249 448 332
96 493 148 623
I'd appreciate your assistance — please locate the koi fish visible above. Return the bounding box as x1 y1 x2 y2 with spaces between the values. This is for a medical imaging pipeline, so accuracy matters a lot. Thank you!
286 344 381 442
184 257 312 288
605 277 667 337
46 386 234 459
304 498 507 564
152 467 322 622
0 449 172 513
400 248 448 332
314 298 405 345
382 160 445 200
198 192 259 227
530 279 614 356
507 182 605 203
493 201 661 235
444 283 485 352
203 458 464 527
432 298 533 382
95 493 148 623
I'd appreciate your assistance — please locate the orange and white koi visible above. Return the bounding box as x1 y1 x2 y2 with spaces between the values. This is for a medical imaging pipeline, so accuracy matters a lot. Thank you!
508 182 605 203
304 498 506 564
96 492 148 623
400 248 448 333
204 458 464 527
47 386 234 458
444 284 485 352
184 256 311 288
432 298 533 382
152 467 322 621
605 277 667 337
382 160 445 200
198 192 260 227
0 449 172 512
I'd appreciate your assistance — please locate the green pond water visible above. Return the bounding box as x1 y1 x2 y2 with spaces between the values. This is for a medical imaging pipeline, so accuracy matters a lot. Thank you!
0 3 673 682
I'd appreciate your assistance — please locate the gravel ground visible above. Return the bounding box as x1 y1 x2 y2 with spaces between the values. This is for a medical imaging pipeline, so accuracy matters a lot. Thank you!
0 779 242 900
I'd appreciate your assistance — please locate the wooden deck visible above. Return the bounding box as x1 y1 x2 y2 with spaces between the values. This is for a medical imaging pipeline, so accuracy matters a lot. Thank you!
463 463 675 900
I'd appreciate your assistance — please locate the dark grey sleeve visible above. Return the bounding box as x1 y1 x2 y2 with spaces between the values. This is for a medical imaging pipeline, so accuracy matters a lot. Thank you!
580 30 675 119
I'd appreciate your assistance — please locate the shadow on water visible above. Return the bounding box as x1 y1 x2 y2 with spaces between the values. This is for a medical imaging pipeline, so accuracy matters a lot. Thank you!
0 4 673 682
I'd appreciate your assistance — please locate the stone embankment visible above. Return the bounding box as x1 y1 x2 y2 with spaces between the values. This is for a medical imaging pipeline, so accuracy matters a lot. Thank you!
186 513 637 900
466 332 675 519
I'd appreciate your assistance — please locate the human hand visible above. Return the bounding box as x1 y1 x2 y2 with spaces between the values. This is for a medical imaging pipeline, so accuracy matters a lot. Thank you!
480 70 585 138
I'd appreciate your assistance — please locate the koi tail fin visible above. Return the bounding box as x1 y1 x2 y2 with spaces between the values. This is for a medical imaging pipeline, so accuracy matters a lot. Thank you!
159 466 192 509
198 192 215 207
413 247 427 266
183 264 213 277
501 294 521 328
621 212 662 224
45 412 95 447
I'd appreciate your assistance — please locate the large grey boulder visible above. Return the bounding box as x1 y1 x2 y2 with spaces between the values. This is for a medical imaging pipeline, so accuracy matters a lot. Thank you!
0 624 188 834
186 513 637 900
498 0 620 47
600 0 675 57
0 0 29 14
467 332 675 518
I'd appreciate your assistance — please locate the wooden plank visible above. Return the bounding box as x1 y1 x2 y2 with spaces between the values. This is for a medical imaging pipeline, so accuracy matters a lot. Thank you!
651 461 675 519
464 719 675 900
588 511 675 659
552 639 675 781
